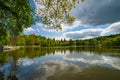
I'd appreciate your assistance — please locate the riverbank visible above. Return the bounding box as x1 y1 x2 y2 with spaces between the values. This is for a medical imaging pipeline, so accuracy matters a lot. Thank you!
0 45 20 52
0 45 120 52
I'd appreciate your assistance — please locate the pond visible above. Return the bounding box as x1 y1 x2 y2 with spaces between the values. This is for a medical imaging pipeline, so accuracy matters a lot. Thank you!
0 47 120 80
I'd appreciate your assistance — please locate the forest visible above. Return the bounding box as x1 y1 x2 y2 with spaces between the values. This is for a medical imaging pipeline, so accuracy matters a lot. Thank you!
0 34 120 47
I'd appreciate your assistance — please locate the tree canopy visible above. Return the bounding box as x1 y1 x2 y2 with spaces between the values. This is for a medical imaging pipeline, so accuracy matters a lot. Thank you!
0 0 35 36
34 0 85 30
3 34 120 47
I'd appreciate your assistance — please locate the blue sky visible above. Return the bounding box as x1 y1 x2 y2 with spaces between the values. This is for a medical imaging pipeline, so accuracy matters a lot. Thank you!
24 0 120 40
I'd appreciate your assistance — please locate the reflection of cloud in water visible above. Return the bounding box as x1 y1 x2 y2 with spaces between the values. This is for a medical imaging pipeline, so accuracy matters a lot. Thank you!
17 59 82 80
17 58 34 66
41 61 82 80
63 53 120 70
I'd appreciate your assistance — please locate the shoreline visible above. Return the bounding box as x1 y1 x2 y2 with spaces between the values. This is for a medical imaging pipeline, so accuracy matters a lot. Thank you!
0 45 20 52
0 45 120 51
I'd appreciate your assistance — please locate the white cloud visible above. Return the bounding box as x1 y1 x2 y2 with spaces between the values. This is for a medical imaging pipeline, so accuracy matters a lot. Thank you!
23 20 82 39
64 28 103 40
101 21 120 35
64 21 120 40
24 27 35 33
24 21 120 40
61 20 81 31
24 23 60 35
35 23 56 32
33 20 81 32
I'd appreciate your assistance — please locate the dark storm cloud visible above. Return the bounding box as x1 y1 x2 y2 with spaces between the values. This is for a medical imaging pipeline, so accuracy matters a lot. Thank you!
71 0 120 26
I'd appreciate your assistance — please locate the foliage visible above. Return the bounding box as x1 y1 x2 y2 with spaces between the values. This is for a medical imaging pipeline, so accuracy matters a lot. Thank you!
0 34 119 47
34 0 85 30
0 0 35 42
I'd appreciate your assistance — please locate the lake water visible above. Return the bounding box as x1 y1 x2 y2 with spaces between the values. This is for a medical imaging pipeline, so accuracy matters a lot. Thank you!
0 47 120 80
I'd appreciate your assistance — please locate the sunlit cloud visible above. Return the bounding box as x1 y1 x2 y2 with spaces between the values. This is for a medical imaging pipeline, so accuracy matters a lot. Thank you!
61 20 82 31
64 21 120 40
101 21 120 36
64 28 103 40
24 27 35 33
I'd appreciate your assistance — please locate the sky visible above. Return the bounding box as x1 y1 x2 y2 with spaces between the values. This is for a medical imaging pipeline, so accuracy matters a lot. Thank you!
24 0 120 40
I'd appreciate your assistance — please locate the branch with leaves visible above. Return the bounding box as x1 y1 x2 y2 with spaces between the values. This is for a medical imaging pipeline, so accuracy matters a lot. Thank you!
34 0 85 30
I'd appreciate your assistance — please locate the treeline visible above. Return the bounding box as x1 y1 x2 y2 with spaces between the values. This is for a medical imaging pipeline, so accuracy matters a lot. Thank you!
94 34 120 46
0 34 120 47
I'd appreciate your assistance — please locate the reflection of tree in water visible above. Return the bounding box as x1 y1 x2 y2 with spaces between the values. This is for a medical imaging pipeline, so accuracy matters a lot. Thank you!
7 56 18 80
0 70 4 80
7 75 18 80
1 66 18 80
0 51 18 80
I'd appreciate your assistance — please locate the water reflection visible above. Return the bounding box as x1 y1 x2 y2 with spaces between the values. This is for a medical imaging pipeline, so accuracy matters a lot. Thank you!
0 47 120 80
64 52 120 70
17 59 83 80
7 56 18 80
0 70 5 80
0 56 18 80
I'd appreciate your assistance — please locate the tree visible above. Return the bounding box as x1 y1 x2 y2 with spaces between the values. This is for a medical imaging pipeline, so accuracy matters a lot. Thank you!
34 36 41 46
34 0 85 30
0 0 35 43
16 35 26 46
26 34 35 46
69 39 74 46
0 31 10 45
